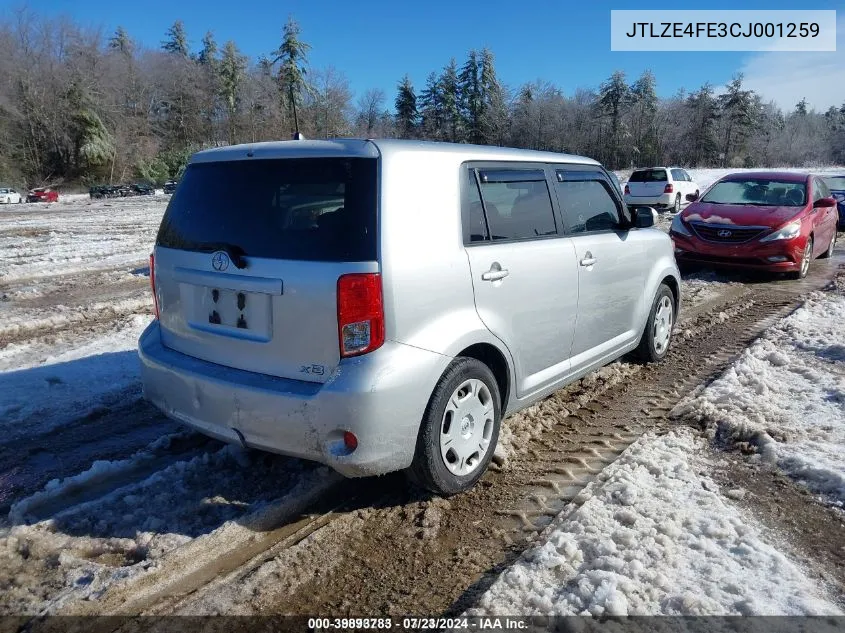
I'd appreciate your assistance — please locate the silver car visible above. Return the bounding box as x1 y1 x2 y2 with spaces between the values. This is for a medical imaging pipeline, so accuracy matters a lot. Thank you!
139 139 680 495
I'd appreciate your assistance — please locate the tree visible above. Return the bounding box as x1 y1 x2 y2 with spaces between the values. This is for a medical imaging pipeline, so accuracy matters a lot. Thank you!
219 41 247 144
459 50 482 143
478 48 508 146
629 70 658 165
418 72 443 140
198 31 218 66
356 89 386 136
596 70 631 168
108 27 132 56
162 20 189 57
717 74 756 166
795 97 809 116
395 75 418 139
440 59 462 142
273 16 311 137
683 84 720 166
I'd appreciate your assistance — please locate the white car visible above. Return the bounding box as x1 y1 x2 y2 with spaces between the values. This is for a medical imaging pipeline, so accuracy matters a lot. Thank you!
0 187 22 204
623 167 699 214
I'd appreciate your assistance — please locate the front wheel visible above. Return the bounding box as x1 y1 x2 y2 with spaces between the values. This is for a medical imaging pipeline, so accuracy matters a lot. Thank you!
634 284 675 363
819 230 836 259
788 237 813 279
407 357 501 496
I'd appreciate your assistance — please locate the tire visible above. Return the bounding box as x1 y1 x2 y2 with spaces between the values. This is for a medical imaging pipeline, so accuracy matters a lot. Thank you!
634 283 675 363
406 357 501 496
819 230 836 259
672 194 681 214
787 237 813 279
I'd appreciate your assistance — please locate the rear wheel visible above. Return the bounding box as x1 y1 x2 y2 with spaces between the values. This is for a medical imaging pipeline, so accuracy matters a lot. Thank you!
820 230 836 259
672 194 681 214
788 237 813 279
407 357 501 496
634 284 675 363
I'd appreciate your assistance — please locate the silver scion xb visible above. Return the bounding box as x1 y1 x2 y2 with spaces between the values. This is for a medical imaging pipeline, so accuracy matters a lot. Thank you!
139 139 680 495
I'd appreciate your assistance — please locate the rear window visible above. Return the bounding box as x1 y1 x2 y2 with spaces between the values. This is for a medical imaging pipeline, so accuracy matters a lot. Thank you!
629 169 667 182
156 157 378 262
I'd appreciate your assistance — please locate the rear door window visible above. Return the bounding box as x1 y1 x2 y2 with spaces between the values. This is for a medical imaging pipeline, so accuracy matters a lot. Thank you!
476 169 557 241
156 157 378 262
671 169 685 181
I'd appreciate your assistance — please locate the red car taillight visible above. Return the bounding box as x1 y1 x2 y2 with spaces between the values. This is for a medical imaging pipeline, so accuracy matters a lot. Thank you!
664 183 674 194
149 253 160 319
624 184 630 195
337 273 384 358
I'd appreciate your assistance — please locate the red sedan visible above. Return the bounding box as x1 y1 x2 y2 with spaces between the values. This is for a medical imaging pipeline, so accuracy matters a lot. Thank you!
669 172 839 279
26 187 59 203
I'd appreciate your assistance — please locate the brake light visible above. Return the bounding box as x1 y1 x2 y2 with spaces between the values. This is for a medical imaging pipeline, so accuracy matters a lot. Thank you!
664 183 674 194
149 253 160 319
624 184 630 195
337 273 384 358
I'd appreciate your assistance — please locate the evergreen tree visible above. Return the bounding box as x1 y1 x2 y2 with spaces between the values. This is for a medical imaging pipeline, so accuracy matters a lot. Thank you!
683 84 719 166
108 27 132 56
418 72 443 140
459 50 482 143
395 75 418 139
440 58 462 142
629 70 658 165
220 41 247 144
718 74 756 166
162 20 189 57
795 97 809 116
198 31 219 66
478 48 507 145
273 16 311 136
597 70 631 168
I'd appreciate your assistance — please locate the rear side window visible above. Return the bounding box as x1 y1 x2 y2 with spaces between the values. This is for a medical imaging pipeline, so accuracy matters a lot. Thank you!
156 158 377 262
671 169 685 181
555 172 622 234
476 169 557 241
630 169 667 182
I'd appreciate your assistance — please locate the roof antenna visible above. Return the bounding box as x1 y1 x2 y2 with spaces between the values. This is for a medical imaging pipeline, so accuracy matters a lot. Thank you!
290 84 305 140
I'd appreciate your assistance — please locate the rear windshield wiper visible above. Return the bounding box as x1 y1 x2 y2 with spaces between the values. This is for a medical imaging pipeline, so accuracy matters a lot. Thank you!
196 242 249 269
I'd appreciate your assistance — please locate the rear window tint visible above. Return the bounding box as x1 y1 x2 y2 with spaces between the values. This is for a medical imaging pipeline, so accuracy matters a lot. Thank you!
156 158 377 262
630 169 667 182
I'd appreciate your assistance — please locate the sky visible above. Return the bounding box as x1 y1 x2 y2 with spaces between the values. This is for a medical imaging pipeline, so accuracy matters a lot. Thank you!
2 0 842 112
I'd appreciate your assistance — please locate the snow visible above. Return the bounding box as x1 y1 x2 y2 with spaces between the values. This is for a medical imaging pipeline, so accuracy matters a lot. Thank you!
672 285 845 507
0 313 153 442
471 429 841 616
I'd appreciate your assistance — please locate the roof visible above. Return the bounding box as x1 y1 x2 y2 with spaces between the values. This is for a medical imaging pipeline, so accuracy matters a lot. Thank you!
189 138 600 167
720 171 810 183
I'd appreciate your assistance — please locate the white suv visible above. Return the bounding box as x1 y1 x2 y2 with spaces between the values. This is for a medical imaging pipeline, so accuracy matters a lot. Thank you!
623 167 699 214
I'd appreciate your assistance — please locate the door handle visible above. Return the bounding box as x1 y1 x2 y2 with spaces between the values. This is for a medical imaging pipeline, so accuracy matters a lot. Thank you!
580 252 597 267
481 263 509 281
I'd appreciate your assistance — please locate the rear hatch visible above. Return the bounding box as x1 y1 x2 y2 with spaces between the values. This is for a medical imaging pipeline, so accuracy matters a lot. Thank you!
153 154 379 384
627 168 668 197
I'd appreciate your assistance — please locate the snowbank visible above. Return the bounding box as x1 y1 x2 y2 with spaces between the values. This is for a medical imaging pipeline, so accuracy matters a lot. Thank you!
471 429 841 616
672 287 845 507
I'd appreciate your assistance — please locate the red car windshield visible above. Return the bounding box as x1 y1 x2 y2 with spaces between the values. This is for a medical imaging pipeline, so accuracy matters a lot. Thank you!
823 176 845 191
701 179 807 207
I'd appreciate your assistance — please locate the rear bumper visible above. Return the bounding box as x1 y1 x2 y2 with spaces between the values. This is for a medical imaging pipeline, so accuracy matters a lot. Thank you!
138 321 449 477
624 193 674 209
670 232 807 272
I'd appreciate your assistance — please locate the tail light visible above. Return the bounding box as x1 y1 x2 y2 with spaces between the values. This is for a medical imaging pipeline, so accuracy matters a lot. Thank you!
664 183 674 194
337 273 384 358
149 253 160 319
624 184 630 195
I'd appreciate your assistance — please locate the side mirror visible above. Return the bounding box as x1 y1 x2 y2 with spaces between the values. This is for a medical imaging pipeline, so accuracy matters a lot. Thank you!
632 206 657 228
814 196 836 208
685 192 699 202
